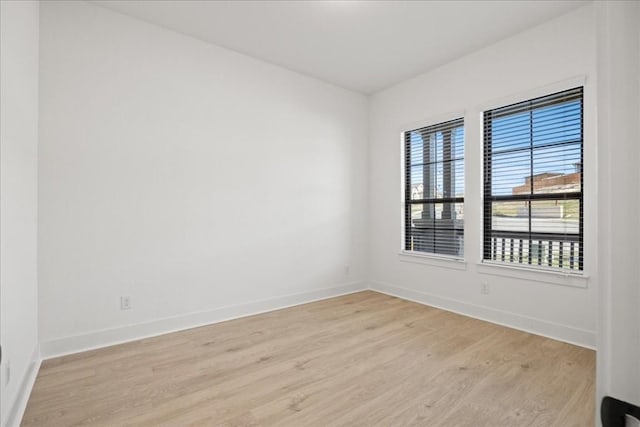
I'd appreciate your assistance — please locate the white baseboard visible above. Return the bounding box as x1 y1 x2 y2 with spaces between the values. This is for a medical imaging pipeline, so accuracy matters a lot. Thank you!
4 345 41 427
368 281 596 349
41 281 367 359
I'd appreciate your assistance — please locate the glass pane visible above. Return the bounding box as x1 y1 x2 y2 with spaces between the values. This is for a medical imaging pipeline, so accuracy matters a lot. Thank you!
532 100 581 147
433 201 464 221
413 130 438 165
411 160 464 200
409 203 434 225
530 200 580 235
407 202 464 256
410 164 438 200
491 201 529 232
408 131 424 165
491 150 531 196
532 143 581 194
410 203 422 220
491 200 580 234
409 165 422 200
491 111 530 153
453 159 464 198
436 159 464 199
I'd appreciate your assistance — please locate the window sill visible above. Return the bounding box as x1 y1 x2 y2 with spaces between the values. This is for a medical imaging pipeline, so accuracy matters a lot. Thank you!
398 251 467 271
477 261 589 288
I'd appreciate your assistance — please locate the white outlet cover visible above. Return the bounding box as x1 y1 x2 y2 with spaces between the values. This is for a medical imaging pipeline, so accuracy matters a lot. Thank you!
120 296 131 310
481 282 490 294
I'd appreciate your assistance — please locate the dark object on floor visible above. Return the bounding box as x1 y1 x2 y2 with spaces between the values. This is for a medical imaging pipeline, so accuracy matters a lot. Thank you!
601 396 640 427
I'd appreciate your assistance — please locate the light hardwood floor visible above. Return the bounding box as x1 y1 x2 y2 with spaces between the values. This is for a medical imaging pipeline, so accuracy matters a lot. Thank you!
22 291 595 426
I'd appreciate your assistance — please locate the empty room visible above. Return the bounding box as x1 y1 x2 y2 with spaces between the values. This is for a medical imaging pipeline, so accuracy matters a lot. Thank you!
1 0 639 426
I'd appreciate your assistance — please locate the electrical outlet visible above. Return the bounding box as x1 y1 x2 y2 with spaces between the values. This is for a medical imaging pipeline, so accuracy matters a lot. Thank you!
480 282 490 295
120 296 131 310
345 265 350 275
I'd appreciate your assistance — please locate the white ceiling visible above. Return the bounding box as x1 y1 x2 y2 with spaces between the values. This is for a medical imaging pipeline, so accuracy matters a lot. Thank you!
92 0 588 94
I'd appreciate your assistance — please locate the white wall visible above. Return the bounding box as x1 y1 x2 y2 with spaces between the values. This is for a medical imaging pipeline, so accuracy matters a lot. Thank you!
368 5 597 347
38 1 368 356
0 1 40 426
596 0 640 410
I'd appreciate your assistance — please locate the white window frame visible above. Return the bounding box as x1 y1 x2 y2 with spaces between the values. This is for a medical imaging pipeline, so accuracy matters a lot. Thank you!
477 76 591 287
399 111 467 267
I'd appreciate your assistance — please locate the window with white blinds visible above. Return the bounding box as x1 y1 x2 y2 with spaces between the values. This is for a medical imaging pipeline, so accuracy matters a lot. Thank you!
483 87 583 271
404 118 464 257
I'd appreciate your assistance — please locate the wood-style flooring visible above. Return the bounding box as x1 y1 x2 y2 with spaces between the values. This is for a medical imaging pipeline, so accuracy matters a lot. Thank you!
22 291 595 426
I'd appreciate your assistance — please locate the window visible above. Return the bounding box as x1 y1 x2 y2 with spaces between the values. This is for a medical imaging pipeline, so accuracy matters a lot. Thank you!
483 87 583 271
404 118 464 257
